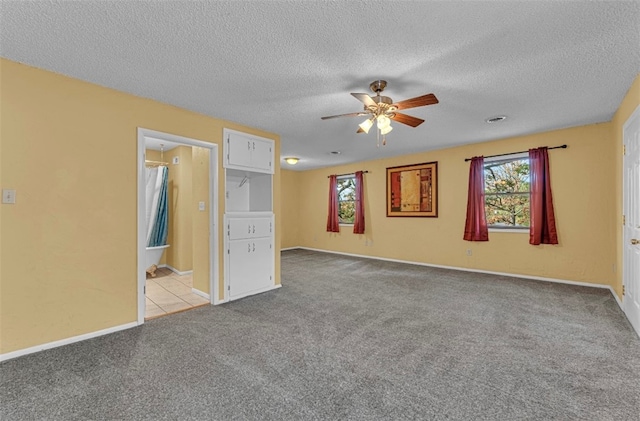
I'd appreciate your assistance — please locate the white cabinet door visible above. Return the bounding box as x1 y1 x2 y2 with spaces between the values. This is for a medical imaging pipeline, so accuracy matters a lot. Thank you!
251 217 272 238
228 218 254 240
250 138 273 172
228 237 272 299
226 131 253 168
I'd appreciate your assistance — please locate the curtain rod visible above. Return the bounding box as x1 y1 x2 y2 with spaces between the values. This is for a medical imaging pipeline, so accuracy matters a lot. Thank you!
327 170 369 178
145 160 169 167
464 145 567 162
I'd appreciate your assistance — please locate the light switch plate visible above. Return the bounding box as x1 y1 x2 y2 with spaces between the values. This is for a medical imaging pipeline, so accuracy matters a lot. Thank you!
198 201 205 211
2 189 16 204
172 156 179 164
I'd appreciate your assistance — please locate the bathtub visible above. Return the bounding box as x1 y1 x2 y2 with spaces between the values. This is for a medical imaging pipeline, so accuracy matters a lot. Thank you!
146 244 170 277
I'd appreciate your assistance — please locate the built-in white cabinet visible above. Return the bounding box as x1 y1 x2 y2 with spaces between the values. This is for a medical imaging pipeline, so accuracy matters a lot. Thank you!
223 128 277 302
225 214 274 300
224 128 274 174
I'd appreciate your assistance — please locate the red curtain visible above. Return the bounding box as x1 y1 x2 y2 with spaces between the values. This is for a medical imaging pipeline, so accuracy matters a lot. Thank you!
353 171 365 234
326 175 340 233
529 147 558 245
463 156 489 241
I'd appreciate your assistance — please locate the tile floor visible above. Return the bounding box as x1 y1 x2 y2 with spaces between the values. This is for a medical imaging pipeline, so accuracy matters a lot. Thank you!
145 267 209 319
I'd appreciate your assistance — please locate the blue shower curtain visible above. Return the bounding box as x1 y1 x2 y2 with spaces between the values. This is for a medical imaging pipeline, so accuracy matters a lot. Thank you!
148 166 169 247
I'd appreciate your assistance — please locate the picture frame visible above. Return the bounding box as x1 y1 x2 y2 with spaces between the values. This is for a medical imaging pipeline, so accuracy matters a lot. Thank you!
386 161 438 217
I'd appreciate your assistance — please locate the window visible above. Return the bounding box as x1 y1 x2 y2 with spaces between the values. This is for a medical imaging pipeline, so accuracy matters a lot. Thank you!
484 156 530 229
337 175 356 224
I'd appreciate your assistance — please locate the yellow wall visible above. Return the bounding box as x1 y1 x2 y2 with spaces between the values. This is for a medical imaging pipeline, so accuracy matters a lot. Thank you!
286 122 617 287
166 145 193 272
192 146 210 294
0 59 281 354
612 73 640 297
281 169 301 249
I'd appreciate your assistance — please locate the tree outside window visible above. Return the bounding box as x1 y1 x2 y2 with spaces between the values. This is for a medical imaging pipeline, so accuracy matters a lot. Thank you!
337 176 356 224
484 157 530 228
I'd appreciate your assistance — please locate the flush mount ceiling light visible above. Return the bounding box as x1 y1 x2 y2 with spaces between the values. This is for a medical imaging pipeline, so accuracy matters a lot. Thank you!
284 157 299 165
485 115 507 123
321 80 439 147
330 151 341 155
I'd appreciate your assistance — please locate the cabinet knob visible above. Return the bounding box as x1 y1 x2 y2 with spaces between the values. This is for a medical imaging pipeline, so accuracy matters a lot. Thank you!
632 239 640 245
248 224 251 234
253 242 256 252
248 243 251 252
253 224 256 233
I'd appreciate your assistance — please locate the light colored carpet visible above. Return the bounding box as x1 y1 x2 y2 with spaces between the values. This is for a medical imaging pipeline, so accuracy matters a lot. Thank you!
1 249 638 420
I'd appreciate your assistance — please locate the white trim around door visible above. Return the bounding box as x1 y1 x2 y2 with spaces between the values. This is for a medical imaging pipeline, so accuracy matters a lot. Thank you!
137 128 220 325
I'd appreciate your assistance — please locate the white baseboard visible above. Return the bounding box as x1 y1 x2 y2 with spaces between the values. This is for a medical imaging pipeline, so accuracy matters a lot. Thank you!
0 321 138 363
610 287 623 310
228 284 281 302
160 264 193 276
280 247 298 251
291 246 622 299
192 288 210 300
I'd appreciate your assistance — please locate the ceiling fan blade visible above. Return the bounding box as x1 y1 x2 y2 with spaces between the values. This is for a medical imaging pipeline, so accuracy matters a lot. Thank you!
393 93 439 110
391 112 425 127
321 112 367 120
351 93 376 107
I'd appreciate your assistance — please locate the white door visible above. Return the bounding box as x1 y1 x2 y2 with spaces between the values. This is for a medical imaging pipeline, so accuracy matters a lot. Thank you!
623 106 640 336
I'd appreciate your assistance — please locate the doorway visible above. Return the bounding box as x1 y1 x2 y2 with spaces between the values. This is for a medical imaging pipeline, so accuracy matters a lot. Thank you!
137 128 219 324
623 105 640 336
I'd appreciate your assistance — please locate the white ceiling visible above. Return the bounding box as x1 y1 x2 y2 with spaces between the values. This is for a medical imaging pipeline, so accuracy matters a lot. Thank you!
1 1 639 170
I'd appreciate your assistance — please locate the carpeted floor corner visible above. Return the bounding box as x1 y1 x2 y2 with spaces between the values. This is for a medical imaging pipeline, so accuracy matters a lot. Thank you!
1 249 639 420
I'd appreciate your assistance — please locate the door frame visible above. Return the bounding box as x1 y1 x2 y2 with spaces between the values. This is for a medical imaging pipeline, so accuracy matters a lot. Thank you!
137 128 220 325
622 105 640 336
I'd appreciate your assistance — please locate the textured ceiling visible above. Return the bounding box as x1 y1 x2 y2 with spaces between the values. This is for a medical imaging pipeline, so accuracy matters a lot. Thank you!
1 1 639 170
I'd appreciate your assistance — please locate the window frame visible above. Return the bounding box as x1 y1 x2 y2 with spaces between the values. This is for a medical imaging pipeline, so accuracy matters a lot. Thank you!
483 152 530 232
336 174 356 225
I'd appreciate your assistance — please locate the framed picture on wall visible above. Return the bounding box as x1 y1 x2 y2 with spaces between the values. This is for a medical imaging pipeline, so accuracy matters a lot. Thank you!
386 161 438 217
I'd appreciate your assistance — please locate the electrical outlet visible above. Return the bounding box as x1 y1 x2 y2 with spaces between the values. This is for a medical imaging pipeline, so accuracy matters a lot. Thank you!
466 249 472 256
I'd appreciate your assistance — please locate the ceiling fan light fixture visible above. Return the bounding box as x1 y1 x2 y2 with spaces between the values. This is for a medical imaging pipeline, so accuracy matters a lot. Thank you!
284 157 299 165
376 115 391 129
359 118 374 134
380 125 393 135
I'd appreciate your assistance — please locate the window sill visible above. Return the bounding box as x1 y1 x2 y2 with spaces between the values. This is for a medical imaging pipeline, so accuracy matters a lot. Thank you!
339 223 354 227
488 228 528 234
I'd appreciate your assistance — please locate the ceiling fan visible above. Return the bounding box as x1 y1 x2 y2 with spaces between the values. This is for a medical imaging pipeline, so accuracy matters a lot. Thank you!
321 80 439 146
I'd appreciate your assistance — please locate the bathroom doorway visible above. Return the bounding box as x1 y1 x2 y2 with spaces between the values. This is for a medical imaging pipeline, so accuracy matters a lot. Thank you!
137 128 219 324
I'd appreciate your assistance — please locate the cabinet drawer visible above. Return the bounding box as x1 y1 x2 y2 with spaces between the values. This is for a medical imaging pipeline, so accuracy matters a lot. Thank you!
228 217 272 240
